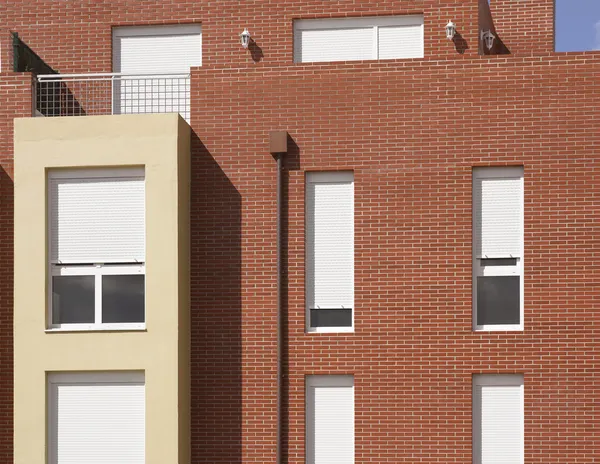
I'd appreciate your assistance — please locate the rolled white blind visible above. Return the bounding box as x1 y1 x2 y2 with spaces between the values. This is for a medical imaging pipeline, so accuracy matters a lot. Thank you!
113 25 202 73
49 170 145 264
294 16 424 63
49 373 145 464
294 27 374 63
306 376 354 464
378 24 424 59
473 375 524 464
473 168 523 258
306 172 354 310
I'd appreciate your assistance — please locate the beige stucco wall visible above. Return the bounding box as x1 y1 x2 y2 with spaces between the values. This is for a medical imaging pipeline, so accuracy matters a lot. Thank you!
13 113 191 464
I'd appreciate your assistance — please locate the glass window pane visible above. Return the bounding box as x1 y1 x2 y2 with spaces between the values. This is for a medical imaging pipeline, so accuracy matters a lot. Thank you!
52 275 95 324
477 276 520 325
102 275 145 323
310 309 352 328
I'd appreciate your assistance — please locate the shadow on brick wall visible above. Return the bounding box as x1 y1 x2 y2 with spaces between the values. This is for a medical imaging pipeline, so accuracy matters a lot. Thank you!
0 165 13 463
190 133 242 463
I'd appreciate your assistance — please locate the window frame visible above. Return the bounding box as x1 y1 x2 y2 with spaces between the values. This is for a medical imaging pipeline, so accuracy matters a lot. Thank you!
472 374 524 464
293 15 424 63
47 168 146 332
472 166 524 332
305 171 355 334
305 375 355 464
47 371 145 464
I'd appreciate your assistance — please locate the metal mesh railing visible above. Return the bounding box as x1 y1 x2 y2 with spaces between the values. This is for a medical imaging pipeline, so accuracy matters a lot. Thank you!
36 73 191 121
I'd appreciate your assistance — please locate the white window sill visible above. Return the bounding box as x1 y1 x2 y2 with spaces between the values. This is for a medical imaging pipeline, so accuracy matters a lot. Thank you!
474 325 523 332
46 324 146 333
307 327 354 334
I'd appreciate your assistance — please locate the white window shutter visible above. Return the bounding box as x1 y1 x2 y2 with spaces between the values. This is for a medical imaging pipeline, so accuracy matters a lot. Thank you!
473 375 524 464
48 373 145 464
112 25 201 121
378 24 424 59
306 376 354 464
49 170 145 264
306 172 354 310
294 16 424 63
113 25 202 74
294 27 374 63
473 168 523 258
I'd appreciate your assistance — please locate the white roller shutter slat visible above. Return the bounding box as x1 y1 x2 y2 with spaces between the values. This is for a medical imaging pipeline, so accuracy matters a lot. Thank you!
295 27 374 63
49 373 145 464
473 375 523 464
474 169 523 258
49 173 145 264
306 173 354 310
306 376 354 464
378 24 424 59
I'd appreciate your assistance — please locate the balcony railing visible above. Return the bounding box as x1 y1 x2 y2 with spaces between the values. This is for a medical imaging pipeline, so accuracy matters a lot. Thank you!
35 73 191 121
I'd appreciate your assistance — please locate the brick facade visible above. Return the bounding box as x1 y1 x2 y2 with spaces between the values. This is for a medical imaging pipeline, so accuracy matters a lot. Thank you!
1 1 599 463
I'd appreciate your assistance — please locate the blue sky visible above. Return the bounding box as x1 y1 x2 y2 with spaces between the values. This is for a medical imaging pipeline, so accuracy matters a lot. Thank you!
555 0 600 51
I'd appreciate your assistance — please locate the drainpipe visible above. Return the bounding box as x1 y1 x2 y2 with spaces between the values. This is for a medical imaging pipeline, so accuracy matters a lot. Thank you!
270 131 288 464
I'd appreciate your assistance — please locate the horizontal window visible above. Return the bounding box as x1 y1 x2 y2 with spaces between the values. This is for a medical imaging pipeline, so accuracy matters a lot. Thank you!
294 15 424 63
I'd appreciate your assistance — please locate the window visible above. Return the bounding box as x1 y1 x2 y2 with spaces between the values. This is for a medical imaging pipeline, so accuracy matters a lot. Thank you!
306 172 354 332
293 15 424 63
473 167 524 331
112 24 202 121
48 168 145 330
48 372 145 464
473 374 524 464
306 375 354 464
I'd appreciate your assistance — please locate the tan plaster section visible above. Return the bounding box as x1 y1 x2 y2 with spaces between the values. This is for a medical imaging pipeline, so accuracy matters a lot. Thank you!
13 114 191 464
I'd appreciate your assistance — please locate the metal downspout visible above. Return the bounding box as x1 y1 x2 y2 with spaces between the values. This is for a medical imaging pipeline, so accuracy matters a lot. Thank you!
276 151 283 464
269 130 288 464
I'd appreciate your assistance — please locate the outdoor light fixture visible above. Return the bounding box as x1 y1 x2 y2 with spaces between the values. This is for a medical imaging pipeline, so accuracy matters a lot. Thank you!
240 29 251 49
445 21 456 40
481 30 496 50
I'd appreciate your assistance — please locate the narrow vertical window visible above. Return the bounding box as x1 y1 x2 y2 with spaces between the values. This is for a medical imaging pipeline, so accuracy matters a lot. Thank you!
473 167 524 330
306 375 354 464
306 172 354 332
48 168 145 330
473 374 524 464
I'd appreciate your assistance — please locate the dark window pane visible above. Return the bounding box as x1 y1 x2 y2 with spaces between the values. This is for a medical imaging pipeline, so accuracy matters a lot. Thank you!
310 309 352 328
102 275 145 323
480 258 518 266
52 275 95 324
477 276 520 325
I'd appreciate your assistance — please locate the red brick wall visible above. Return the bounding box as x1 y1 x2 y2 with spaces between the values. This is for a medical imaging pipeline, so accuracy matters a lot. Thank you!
489 0 556 53
1 1 599 463
0 72 33 463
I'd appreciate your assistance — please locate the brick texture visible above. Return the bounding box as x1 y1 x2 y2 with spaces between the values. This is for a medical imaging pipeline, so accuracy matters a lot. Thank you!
1 1 599 463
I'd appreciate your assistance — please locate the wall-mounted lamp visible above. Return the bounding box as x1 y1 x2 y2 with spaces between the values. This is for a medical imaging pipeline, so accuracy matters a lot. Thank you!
240 29 251 49
481 30 496 50
445 21 456 40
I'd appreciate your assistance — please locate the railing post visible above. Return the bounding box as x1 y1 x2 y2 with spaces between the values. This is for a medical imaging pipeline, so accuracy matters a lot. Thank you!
32 75 37 116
